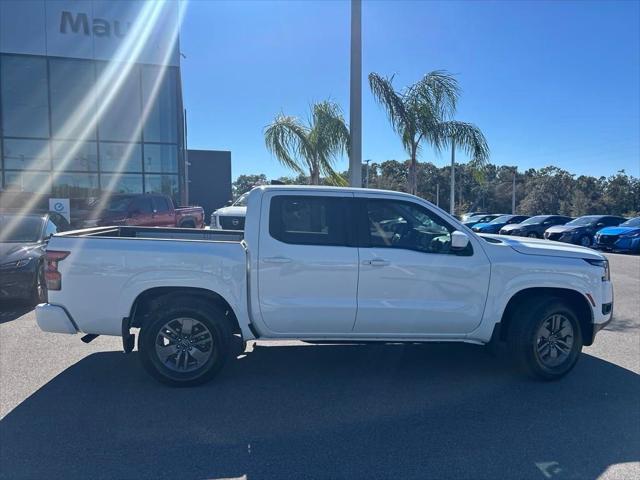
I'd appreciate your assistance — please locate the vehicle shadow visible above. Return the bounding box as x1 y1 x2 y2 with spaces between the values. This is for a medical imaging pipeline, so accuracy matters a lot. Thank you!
1 343 638 479
0 301 33 325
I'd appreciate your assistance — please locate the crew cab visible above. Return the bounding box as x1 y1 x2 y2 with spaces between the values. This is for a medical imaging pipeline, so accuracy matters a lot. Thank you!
76 193 204 229
36 186 613 386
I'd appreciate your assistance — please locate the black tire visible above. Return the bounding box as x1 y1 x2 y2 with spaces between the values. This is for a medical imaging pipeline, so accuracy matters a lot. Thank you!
179 220 196 228
507 297 583 380
138 298 232 387
578 235 591 247
31 262 47 305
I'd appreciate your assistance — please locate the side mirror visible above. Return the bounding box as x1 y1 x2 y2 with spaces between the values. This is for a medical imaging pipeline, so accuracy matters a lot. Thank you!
451 231 470 250
596 223 605 228
226 200 233 206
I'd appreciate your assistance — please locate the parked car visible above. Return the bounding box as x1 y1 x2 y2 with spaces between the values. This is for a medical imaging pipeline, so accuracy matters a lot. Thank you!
0 211 67 303
461 211 489 222
544 215 627 247
210 192 248 230
77 193 204 229
500 215 573 238
594 217 640 253
463 213 502 228
36 186 613 386
471 214 530 234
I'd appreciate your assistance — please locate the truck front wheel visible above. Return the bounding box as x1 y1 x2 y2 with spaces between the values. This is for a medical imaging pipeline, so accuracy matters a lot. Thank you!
508 298 583 380
138 300 232 387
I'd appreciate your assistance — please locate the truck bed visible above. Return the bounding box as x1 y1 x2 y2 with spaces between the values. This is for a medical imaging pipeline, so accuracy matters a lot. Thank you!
57 225 244 242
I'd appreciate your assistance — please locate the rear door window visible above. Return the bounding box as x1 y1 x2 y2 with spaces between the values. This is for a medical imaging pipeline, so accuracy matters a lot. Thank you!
269 195 348 246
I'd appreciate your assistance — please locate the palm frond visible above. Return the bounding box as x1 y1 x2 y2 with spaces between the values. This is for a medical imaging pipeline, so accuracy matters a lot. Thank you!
439 120 490 165
310 100 350 183
407 70 460 121
264 114 312 175
368 73 411 141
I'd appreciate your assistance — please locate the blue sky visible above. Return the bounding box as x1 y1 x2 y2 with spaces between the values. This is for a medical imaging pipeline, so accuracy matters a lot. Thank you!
180 0 640 180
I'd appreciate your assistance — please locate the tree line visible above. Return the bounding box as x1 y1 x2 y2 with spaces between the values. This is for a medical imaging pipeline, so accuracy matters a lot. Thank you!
233 163 640 218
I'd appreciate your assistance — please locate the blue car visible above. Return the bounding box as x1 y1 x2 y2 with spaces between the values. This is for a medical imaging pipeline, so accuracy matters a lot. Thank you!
471 214 530 234
594 217 640 253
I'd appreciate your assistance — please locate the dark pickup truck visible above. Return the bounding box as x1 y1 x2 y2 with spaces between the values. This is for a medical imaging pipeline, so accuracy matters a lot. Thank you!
74 193 204 229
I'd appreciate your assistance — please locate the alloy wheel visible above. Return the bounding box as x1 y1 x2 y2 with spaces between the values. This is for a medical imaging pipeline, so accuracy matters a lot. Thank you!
155 317 214 372
535 314 574 368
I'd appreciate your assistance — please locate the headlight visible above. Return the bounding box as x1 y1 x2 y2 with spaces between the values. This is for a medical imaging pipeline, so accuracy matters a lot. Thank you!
0 257 32 269
585 258 610 281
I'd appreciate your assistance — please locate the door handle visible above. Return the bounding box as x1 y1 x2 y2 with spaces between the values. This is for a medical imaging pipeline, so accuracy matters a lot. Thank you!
263 256 292 264
362 259 390 267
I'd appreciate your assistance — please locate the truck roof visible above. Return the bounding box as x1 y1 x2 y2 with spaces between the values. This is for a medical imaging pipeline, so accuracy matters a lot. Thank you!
254 184 420 199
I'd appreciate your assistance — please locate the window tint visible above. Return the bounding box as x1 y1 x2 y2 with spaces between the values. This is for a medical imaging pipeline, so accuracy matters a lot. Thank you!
269 196 347 246
365 199 454 254
44 219 57 238
152 196 170 213
129 197 153 214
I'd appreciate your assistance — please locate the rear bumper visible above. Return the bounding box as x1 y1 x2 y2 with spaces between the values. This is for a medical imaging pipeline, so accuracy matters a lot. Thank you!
35 304 78 334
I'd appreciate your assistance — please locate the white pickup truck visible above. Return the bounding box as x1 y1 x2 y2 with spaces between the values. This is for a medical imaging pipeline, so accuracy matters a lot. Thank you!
36 186 613 386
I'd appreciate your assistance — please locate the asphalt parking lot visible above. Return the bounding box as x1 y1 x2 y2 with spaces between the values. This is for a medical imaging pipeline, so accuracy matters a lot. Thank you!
0 254 638 480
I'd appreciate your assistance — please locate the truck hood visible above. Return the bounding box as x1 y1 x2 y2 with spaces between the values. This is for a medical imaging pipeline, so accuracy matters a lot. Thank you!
213 206 247 216
481 234 604 260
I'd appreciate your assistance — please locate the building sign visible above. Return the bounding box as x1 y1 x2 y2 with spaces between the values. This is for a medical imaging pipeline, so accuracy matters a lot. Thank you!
49 198 71 223
0 0 179 66
60 11 130 38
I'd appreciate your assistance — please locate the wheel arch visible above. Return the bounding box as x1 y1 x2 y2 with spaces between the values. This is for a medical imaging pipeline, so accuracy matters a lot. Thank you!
499 287 594 346
129 287 242 336
178 217 196 228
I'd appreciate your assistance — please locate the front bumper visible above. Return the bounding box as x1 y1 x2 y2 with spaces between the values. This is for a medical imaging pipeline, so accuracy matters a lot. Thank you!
35 304 78 334
0 268 36 299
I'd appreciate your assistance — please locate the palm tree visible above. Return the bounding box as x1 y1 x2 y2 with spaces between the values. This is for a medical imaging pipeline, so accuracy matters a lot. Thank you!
264 101 350 185
368 71 489 207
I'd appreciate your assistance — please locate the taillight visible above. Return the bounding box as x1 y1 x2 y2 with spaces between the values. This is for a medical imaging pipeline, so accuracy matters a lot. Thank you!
45 250 70 291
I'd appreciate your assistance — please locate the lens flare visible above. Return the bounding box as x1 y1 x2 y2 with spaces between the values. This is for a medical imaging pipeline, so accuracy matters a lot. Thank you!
1 0 187 242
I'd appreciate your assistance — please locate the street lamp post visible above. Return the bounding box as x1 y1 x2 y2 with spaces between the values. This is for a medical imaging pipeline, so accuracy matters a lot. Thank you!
349 0 362 188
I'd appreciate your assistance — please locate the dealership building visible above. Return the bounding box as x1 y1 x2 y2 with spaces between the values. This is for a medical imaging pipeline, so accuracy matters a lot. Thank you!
0 0 230 219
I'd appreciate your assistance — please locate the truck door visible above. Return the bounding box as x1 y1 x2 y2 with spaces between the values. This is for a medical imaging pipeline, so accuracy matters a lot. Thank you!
257 192 358 334
353 196 491 335
151 195 175 226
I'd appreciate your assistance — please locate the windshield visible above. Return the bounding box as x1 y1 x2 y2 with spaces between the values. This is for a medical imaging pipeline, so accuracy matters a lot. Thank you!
0 215 43 243
233 193 249 207
488 215 513 224
566 216 600 226
519 215 549 225
620 217 640 227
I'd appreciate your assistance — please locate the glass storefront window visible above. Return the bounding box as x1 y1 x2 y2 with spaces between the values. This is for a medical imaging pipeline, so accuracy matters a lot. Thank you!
49 58 97 140
99 142 142 172
3 171 51 193
2 138 50 170
96 63 142 142
141 66 178 143
52 140 98 172
100 173 143 194
52 173 100 197
144 144 178 173
0 55 50 138
145 174 179 198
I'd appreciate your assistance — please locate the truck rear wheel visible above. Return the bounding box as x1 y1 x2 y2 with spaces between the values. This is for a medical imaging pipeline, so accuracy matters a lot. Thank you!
138 299 232 387
508 297 583 380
